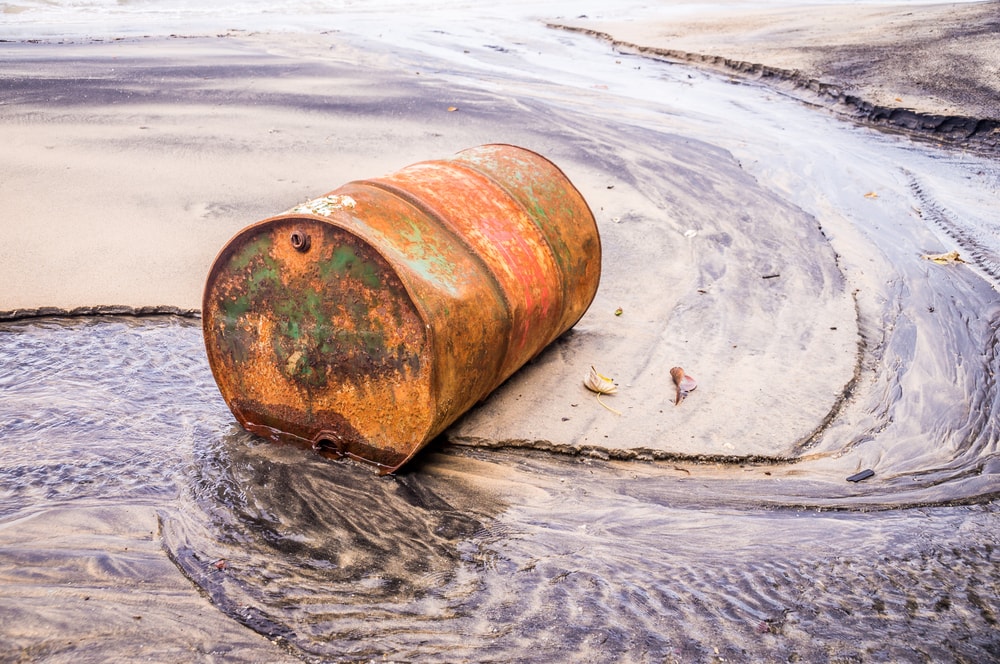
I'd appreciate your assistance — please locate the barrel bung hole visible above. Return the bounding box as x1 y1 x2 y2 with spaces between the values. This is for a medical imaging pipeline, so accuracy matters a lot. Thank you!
290 230 311 253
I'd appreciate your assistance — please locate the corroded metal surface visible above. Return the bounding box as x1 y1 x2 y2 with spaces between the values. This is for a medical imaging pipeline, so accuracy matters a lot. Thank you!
203 144 600 473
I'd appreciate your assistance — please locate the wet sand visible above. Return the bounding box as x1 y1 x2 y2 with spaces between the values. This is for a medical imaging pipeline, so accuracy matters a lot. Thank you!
553 1 1000 151
2 2 999 661
0 504 301 662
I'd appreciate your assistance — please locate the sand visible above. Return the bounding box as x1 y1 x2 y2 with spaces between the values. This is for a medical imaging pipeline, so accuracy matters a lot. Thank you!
0 36 491 315
0 504 301 662
1 2 998 660
2 2 997 316
552 1 1000 149
1 0 995 473
0 25 866 466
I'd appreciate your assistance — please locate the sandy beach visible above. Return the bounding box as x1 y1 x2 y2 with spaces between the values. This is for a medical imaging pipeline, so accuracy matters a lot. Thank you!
554 1 1000 140
3 1 997 314
2 1 999 661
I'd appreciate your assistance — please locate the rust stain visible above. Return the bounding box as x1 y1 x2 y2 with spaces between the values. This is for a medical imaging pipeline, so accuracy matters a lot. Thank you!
203 144 601 474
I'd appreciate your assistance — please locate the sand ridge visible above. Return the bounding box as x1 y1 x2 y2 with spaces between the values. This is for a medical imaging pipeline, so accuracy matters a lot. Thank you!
551 1 1000 152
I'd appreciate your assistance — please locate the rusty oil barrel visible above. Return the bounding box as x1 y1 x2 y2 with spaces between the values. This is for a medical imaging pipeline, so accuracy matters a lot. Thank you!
202 144 600 473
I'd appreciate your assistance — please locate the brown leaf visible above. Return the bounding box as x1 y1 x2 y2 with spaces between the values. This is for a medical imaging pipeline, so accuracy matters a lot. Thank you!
670 366 697 405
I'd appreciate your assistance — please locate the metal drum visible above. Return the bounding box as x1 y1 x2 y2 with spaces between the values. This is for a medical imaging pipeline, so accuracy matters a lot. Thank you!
202 144 600 473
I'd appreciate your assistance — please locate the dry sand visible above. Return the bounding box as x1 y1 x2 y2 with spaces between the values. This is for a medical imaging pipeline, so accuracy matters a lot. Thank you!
0 36 490 315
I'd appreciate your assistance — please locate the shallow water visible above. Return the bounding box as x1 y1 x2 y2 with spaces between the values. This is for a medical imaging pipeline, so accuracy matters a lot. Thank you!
2 1 1000 661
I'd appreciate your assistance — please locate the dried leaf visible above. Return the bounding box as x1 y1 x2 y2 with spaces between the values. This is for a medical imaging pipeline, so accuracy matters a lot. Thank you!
922 250 965 264
864 191 879 199
584 366 620 415
447 106 458 112
585 366 617 394
670 366 697 405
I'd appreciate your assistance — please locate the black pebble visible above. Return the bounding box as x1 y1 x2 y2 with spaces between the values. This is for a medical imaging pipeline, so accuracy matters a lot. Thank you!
847 469 875 482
